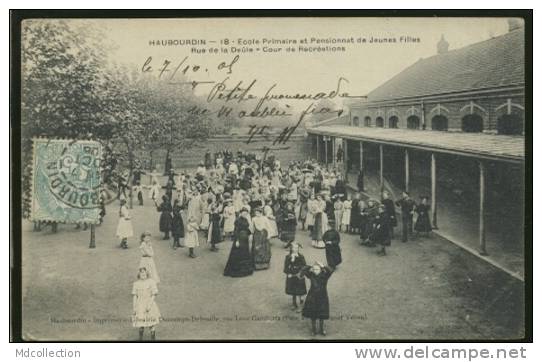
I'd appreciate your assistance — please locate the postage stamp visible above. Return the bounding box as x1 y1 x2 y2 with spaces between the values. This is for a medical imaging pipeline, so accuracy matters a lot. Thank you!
31 138 103 224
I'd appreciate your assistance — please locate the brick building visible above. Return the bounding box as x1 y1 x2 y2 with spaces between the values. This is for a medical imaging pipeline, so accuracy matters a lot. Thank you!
349 22 525 135
307 20 526 279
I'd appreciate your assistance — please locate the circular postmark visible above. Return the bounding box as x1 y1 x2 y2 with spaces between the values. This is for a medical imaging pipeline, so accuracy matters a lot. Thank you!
44 143 103 210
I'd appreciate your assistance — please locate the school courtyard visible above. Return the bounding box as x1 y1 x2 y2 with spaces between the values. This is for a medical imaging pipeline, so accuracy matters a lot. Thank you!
20 195 525 341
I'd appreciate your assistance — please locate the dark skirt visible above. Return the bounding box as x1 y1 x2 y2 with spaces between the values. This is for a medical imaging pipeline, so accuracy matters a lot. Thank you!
415 213 432 232
159 212 172 232
286 276 307 296
209 215 222 244
281 230 295 244
302 289 329 320
325 244 342 268
224 231 254 277
311 213 324 240
171 214 185 238
359 216 371 240
374 230 391 246
252 229 271 270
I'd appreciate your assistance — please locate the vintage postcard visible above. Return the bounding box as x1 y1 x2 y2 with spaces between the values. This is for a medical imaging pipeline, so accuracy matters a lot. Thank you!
14 14 529 341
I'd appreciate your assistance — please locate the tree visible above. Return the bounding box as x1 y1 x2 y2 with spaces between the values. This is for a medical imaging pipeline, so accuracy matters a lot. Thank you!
133 74 212 173
20 20 142 217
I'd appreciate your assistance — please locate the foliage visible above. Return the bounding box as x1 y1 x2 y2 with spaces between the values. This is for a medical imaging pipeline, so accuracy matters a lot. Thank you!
20 20 214 218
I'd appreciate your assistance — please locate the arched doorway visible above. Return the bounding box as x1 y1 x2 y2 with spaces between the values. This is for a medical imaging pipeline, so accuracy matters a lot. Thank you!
376 117 384 127
407 115 420 129
461 114 483 133
352 116 360 127
497 114 523 135
364 116 372 127
389 116 399 128
432 115 449 131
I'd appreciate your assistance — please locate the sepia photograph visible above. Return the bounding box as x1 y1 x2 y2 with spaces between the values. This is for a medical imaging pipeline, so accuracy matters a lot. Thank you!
11 12 530 342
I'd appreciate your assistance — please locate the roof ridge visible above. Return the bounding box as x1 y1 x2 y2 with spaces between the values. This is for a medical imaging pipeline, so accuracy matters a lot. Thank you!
366 28 524 102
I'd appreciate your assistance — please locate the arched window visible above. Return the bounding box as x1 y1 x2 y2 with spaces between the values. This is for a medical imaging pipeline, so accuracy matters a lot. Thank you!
389 116 399 128
432 115 449 131
352 116 360 127
407 115 420 129
497 115 523 135
376 117 384 127
461 114 483 133
364 116 372 127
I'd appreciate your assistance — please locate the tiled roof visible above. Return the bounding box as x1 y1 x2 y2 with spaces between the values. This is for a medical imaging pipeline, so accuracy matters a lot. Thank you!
366 29 524 102
307 125 524 162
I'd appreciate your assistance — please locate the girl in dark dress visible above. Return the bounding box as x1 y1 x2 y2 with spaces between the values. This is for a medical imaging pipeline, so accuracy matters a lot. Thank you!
280 202 297 248
284 243 307 312
373 205 391 256
156 195 172 240
323 222 342 269
223 208 254 277
414 197 432 236
300 262 334 336
171 199 185 249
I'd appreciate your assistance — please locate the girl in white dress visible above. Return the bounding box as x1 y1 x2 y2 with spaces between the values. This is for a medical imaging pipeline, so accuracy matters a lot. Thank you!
148 181 161 201
138 232 160 284
333 197 344 232
306 193 317 232
223 199 236 239
264 199 279 239
132 267 161 340
342 196 352 233
116 199 133 249
185 217 200 258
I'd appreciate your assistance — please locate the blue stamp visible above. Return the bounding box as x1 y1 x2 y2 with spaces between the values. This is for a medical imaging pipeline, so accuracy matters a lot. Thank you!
31 138 103 224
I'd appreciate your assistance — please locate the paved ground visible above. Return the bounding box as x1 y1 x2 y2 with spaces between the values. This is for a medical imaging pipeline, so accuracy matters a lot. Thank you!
21 194 525 341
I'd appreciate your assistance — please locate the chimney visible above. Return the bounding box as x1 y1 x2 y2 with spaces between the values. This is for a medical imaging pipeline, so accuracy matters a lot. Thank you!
437 34 449 55
507 18 524 32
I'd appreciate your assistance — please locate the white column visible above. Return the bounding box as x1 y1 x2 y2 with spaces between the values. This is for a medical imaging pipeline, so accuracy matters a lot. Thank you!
343 139 348 177
379 144 384 192
324 137 328 166
405 149 410 192
332 137 336 167
479 161 487 255
316 135 320 162
431 153 438 229
359 141 364 171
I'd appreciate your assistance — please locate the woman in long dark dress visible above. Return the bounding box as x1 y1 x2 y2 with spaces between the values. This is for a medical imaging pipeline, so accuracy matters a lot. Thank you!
381 191 397 240
156 195 172 240
414 197 432 236
208 201 223 251
359 200 370 244
323 222 342 269
300 262 334 336
224 208 254 277
350 194 361 234
171 199 185 249
284 243 307 312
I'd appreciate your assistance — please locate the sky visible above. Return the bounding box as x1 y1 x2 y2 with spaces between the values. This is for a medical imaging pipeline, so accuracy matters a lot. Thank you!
66 17 512 114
